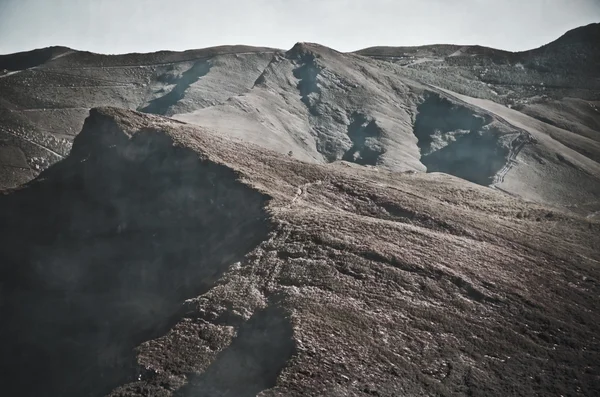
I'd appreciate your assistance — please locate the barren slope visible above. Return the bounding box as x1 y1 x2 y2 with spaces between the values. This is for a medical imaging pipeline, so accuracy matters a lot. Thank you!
0 45 277 187
174 36 600 211
1 108 598 397
1 24 599 212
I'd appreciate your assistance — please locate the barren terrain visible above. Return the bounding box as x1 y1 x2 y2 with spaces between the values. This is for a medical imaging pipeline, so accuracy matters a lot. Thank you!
0 108 598 396
0 23 599 397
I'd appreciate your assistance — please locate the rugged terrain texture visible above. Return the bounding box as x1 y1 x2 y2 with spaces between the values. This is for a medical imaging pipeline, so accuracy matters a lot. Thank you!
0 108 599 396
0 45 276 186
1 24 599 215
1 23 600 397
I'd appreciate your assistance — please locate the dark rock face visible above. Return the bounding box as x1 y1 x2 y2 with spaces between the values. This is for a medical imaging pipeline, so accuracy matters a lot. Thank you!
413 93 527 185
342 113 384 166
0 111 269 396
1 108 599 397
291 51 322 117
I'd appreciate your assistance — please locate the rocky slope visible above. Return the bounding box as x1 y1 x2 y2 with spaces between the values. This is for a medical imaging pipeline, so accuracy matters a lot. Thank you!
1 23 600 397
0 107 598 397
0 45 276 187
1 24 599 216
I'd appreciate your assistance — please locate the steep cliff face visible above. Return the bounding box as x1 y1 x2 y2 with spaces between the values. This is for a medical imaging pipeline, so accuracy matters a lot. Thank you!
1 108 598 396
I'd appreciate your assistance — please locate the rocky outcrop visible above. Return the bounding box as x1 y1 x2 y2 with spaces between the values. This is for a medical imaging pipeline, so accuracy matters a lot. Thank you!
1 108 598 396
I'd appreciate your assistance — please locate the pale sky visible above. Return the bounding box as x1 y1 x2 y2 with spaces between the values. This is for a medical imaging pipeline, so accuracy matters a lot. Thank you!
0 0 599 55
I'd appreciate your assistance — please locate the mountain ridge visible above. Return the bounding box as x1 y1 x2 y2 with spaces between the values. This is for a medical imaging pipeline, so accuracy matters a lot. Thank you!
4 22 598 61
1 22 600 396
1 23 599 215
1 106 598 396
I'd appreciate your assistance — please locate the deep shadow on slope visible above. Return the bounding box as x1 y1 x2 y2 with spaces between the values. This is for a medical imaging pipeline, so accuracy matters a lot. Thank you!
141 60 212 115
291 50 322 117
288 46 386 166
175 305 295 397
0 112 270 397
414 93 511 186
342 113 384 166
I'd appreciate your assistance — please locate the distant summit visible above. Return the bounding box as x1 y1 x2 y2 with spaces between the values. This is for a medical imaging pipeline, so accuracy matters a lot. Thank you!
545 22 600 47
1 24 599 214
0 46 72 71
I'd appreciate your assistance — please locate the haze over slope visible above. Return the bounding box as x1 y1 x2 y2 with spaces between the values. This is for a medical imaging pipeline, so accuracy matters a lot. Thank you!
1 24 599 214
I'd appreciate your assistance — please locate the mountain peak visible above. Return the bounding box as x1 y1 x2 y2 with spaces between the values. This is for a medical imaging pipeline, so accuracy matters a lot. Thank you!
0 46 73 71
551 22 600 46
286 42 341 59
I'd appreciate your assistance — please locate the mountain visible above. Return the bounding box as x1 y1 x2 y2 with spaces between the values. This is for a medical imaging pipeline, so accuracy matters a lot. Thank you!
1 24 599 217
0 107 598 397
0 45 277 187
0 24 599 396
